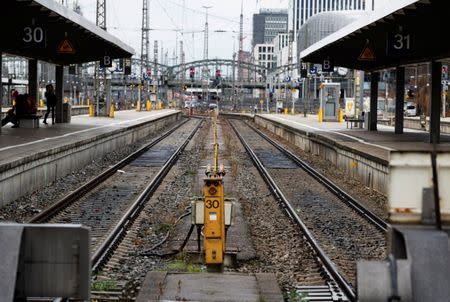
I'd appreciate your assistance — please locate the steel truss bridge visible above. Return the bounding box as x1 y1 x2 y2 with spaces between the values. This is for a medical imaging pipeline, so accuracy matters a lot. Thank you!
2 55 300 95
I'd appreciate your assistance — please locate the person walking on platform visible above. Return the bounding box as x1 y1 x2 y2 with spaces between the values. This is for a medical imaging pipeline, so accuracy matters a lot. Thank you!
43 84 56 125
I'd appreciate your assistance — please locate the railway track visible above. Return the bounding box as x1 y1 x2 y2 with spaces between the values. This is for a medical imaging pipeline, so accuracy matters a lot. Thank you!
229 119 388 302
29 117 203 276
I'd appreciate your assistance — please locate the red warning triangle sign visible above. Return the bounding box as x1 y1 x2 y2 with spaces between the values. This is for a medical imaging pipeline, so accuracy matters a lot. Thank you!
358 45 375 61
57 39 75 54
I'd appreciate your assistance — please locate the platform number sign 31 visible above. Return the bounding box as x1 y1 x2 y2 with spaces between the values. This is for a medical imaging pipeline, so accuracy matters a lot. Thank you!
22 26 46 48
387 31 412 56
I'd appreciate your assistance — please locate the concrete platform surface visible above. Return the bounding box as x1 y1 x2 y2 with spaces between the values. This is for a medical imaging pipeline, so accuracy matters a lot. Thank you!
260 114 450 163
0 110 178 167
136 272 283 302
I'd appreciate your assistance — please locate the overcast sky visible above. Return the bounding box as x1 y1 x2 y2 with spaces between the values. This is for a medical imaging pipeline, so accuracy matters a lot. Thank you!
75 0 289 64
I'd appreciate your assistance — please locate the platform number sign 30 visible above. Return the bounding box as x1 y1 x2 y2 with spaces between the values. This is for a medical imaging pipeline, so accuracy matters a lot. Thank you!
22 26 46 48
387 32 412 56
205 199 220 209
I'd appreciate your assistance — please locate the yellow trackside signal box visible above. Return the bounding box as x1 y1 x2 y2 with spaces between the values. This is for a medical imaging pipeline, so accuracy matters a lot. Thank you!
203 177 225 264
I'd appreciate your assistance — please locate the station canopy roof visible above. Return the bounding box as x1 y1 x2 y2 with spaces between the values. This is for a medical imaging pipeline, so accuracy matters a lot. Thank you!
300 0 449 71
1 0 134 65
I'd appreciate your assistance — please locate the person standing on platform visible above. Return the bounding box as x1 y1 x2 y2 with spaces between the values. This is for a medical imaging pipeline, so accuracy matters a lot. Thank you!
43 84 56 125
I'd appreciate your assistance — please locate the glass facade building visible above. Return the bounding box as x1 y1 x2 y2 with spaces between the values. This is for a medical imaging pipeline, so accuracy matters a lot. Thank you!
290 0 374 42
297 11 366 53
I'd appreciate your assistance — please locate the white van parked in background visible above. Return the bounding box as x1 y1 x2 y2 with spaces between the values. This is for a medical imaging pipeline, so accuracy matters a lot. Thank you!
404 102 417 117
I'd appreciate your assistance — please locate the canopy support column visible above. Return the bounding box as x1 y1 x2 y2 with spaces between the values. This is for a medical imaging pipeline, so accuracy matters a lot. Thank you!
369 71 379 131
28 59 38 108
55 65 64 124
395 66 405 134
430 61 442 144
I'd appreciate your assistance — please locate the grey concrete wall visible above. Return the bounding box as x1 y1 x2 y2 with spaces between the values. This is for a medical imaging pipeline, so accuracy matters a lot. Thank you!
254 115 389 195
0 112 181 206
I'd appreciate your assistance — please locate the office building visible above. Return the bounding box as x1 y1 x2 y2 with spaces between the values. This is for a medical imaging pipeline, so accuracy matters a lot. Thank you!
252 9 288 47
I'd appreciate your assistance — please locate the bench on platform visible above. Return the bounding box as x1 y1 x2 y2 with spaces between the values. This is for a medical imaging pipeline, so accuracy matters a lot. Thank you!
345 117 364 129
17 114 41 128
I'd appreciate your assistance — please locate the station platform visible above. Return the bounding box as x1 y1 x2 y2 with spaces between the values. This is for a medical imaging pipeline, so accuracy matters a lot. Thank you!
136 272 283 302
0 110 181 206
252 114 450 195
258 114 450 163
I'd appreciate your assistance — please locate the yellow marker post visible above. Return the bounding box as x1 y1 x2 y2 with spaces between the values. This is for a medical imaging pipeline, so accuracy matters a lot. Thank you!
318 107 323 122
146 100 151 111
39 99 44 108
89 104 94 117
109 104 115 118
338 108 344 122
284 108 288 115
203 177 225 265
136 100 141 112
204 111 225 265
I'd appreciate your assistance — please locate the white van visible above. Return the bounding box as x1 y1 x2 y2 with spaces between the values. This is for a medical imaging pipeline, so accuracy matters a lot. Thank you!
404 102 417 117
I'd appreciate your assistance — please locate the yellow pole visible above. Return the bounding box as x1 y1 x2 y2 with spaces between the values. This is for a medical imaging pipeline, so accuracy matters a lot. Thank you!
136 99 141 112
109 104 115 118
318 107 323 122
89 104 94 117
338 108 343 122
213 111 218 175
39 99 44 108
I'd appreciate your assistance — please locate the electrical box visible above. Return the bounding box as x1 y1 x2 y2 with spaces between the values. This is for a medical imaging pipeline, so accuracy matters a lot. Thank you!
191 198 235 226
320 82 341 122
389 151 450 223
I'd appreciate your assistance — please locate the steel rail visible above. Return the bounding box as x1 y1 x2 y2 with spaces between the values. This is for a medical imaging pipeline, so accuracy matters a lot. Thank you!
91 119 203 273
229 120 355 302
245 121 389 233
28 119 190 223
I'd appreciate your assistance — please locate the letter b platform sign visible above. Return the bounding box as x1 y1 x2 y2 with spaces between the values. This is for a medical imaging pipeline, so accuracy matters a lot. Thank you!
322 59 334 72
100 56 112 68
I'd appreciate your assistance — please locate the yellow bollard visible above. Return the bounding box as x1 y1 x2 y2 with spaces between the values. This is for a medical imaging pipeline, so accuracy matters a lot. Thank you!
109 104 115 118
89 104 94 117
39 99 44 108
318 107 323 123
284 108 288 115
338 108 344 123
136 101 141 112
146 100 151 111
